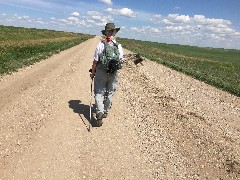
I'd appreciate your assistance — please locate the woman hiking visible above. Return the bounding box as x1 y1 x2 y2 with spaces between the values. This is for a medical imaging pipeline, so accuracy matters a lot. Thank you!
90 23 123 127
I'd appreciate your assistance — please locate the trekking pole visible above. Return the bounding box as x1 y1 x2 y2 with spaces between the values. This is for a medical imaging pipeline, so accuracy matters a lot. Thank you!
90 77 93 122
89 68 96 131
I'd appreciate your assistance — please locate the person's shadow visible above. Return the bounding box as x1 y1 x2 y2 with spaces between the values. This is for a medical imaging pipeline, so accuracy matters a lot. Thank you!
68 100 98 130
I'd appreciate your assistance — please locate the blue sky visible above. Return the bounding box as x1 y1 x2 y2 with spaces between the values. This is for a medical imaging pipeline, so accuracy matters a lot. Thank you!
1 0 240 49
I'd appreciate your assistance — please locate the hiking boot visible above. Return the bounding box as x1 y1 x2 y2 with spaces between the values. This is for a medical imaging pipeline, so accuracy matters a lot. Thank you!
96 112 103 127
103 112 108 118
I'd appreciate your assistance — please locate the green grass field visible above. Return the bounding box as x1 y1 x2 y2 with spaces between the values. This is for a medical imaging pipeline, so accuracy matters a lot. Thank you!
118 38 240 96
1 25 239 96
0 25 94 75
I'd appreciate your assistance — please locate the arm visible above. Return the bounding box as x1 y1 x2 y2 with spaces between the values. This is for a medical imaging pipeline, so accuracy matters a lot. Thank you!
118 44 123 61
118 44 124 69
91 42 100 79
90 41 104 78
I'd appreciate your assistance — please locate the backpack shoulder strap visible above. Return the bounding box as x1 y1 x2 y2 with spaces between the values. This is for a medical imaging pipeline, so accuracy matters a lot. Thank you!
102 40 108 47
111 41 119 49
103 39 119 48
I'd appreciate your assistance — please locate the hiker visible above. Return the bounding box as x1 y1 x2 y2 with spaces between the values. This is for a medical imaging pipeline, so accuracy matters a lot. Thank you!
90 23 123 127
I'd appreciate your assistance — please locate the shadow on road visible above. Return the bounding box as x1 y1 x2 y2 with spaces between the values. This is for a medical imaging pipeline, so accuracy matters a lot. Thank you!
68 100 99 130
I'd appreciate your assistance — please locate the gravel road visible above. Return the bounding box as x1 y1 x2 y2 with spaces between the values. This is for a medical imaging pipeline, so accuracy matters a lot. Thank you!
0 37 239 179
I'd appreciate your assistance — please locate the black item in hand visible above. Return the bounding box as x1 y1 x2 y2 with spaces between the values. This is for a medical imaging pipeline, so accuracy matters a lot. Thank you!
89 68 96 73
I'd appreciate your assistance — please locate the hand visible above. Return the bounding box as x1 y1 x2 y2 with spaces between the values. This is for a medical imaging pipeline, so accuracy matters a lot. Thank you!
90 73 95 79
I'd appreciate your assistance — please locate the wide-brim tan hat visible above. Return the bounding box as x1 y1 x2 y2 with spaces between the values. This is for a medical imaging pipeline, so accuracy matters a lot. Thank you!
101 23 120 36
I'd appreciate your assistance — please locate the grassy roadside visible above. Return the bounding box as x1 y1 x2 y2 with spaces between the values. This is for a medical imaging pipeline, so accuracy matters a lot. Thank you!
118 38 240 96
0 25 94 75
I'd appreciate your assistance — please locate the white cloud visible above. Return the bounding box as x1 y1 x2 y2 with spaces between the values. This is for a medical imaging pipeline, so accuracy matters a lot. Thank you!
10 15 32 23
59 19 68 23
50 16 86 27
87 11 99 16
59 16 86 26
1 1 239 49
71 12 80 17
166 25 191 31
87 19 96 23
68 17 79 23
161 13 232 28
150 13 236 40
90 15 101 20
17 15 30 20
209 33 223 40
205 26 235 34
128 10 240 48
87 11 113 25
131 27 139 31
167 14 191 23
192 15 206 23
150 14 162 24
95 22 107 26
234 32 240 36
99 0 113 5
106 8 136 18
205 18 231 26
131 26 161 34
151 27 161 33
162 19 175 26
36 20 44 24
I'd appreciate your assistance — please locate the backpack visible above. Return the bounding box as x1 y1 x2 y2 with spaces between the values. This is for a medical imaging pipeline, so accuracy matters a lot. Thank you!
99 40 120 74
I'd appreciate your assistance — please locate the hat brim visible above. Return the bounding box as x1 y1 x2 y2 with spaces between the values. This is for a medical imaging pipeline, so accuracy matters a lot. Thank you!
101 28 120 36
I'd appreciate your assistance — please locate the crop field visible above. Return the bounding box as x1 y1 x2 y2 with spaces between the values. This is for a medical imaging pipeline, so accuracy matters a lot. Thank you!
0 25 94 75
118 38 240 96
1 25 239 96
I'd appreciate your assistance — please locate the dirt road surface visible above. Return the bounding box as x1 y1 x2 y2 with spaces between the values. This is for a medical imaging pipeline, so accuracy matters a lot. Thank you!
0 37 240 179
